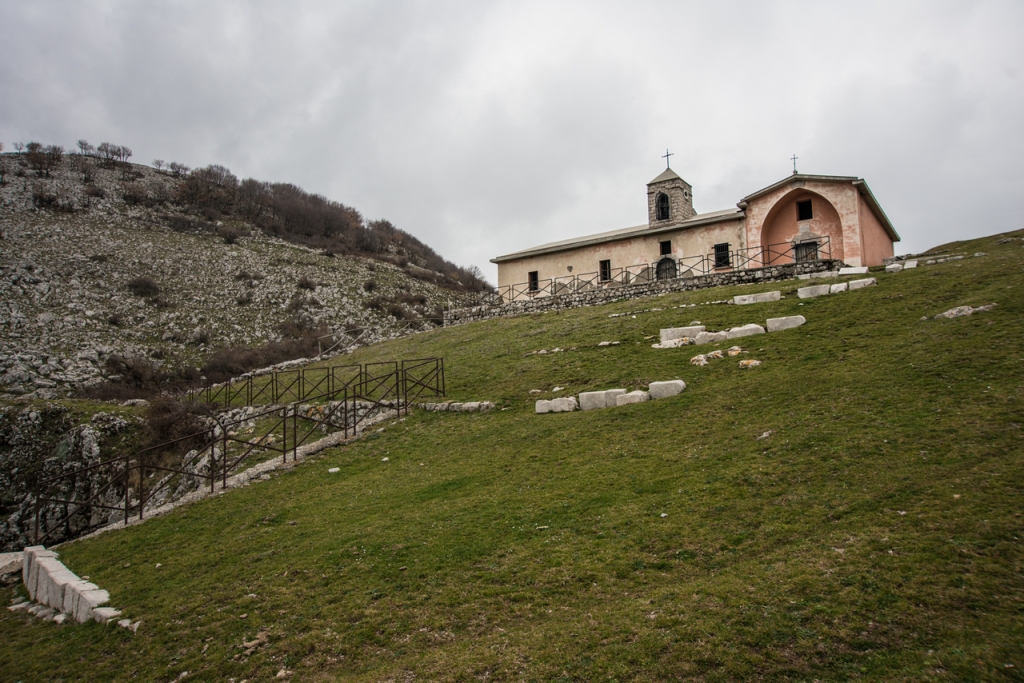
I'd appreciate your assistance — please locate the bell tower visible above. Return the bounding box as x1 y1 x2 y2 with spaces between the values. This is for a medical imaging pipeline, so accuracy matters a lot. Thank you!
647 167 694 227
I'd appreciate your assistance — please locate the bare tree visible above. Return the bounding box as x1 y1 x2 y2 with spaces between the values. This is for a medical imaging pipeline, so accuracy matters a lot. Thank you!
26 142 45 175
153 159 164 170
13 142 24 153
76 140 95 156
45 145 64 177
119 146 133 163
97 142 117 166
168 161 191 178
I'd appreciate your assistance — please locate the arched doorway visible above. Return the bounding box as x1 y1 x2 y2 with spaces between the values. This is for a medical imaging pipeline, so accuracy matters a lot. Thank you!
656 257 677 280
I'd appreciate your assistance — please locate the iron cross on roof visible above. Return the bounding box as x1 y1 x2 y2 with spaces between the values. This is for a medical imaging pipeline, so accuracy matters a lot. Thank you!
791 154 799 174
662 149 674 169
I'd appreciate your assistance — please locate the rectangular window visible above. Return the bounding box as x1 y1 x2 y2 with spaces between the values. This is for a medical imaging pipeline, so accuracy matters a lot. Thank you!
599 260 611 282
797 200 813 221
660 240 672 256
527 271 539 292
794 242 818 263
713 243 731 268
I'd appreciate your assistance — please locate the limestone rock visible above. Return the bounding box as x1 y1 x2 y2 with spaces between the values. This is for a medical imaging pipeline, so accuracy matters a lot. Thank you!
829 282 848 294
660 325 705 343
838 266 869 275
885 263 904 273
693 331 728 345
848 277 877 290
797 285 831 299
733 291 780 305
726 324 766 339
648 380 686 399
766 315 806 333
615 391 650 406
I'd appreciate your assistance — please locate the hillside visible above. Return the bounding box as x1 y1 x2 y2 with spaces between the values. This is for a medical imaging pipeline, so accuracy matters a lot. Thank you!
0 151 483 400
1 229 1023 681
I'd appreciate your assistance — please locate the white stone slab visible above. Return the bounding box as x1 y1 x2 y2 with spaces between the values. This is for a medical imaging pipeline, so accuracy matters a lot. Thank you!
839 266 869 275
797 285 831 299
535 400 551 414
615 391 650 406
549 397 577 413
734 291 780 305
809 271 840 279
693 331 728 345
603 389 627 407
35 558 65 607
766 315 806 333
648 380 686 399
848 277 877 290
91 607 122 624
75 589 110 624
660 326 705 343
830 282 848 294
579 391 605 411
64 580 94 615
726 324 766 339
885 263 904 273
46 568 81 611
903 260 918 268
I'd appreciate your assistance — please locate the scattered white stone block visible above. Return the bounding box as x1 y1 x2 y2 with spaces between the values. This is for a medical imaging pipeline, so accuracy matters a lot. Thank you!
766 315 806 333
651 337 694 349
886 263 904 273
726 324 766 339
808 270 841 279
603 389 627 407
660 326 705 343
91 607 122 624
615 391 650 406
648 380 686 399
739 360 762 368
550 397 578 412
0 552 23 576
848 277 877 290
75 589 110 623
328 468 340 473
830 282 848 294
46 568 80 611
52 613 67 625
461 402 480 412
797 285 831 299
733 291 781 305
579 391 608 411
694 331 728 345
839 266 869 275
904 260 918 268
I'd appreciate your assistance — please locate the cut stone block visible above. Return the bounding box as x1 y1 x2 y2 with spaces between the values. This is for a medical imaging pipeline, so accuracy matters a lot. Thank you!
549 397 577 413
797 285 831 299
603 389 627 407
885 263 904 273
91 607 122 624
839 266 870 275
809 271 840 279
579 391 607 411
45 568 81 611
615 391 650 406
23 547 58 601
34 558 65 608
829 282 848 294
733 291 780 305
75 589 110 624
660 326 705 343
535 400 551 414
694 331 728 345
726 324 766 339
766 315 806 333
903 260 918 268
460 402 480 412
648 380 686 399
64 579 94 615
53 613 67 625
848 277 877 290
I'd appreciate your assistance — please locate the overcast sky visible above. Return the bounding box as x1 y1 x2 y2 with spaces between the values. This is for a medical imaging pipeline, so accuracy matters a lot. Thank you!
3 1 1022 282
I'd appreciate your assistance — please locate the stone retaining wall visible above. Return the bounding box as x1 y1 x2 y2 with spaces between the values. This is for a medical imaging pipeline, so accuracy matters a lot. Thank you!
445 259 843 327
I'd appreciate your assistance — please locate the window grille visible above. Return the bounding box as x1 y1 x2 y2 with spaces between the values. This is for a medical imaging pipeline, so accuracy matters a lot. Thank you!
528 271 539 292
660 240 672 256
713 243 731 268
599 260 612 282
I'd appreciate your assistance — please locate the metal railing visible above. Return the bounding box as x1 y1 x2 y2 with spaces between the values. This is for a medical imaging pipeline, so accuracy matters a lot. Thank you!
490 237 833 304
33 358 445 545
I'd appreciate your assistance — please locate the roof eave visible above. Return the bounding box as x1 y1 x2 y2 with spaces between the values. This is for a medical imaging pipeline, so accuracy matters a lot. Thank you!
491 211 745 263
739 173 861 204
851 179 900 242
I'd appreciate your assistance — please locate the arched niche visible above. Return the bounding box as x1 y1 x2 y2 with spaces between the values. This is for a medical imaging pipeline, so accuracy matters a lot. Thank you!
760 189 844 265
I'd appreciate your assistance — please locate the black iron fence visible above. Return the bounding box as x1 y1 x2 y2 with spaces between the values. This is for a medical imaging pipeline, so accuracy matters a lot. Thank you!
33 358 444 545
491 237 833 304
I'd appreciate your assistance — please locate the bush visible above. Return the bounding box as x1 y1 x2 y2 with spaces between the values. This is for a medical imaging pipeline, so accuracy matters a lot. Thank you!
84 185 105 199
127 276 160 297
297 276 316 291
219 225 244 244
120 182 148 205
107 312 123 326
236 292 253 306
144 397 213 454
235 270 252 281
88 254 109 263
363 279 377 292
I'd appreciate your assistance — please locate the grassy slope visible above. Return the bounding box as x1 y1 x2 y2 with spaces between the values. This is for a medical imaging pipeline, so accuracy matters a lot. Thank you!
2 231 1022 682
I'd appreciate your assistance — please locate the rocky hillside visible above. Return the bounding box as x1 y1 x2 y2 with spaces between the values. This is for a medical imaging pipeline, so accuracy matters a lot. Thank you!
0 154 480 400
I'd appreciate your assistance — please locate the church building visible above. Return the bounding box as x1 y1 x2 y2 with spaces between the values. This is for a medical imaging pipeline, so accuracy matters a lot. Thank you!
491 166 899 298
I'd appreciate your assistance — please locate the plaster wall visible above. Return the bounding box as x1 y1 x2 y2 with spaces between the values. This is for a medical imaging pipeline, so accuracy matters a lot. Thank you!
759 191 845 264
859 195 895 266
745 180 865 266
496 219 744 290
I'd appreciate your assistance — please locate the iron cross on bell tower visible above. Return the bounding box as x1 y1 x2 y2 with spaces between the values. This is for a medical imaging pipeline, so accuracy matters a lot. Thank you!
662 149 674 169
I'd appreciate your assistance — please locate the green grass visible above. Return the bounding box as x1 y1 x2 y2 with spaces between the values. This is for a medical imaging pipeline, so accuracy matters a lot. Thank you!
2 231 1023 682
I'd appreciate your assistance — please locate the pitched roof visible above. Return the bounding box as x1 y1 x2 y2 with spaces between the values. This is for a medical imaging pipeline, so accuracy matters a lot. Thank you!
491 208 743 263
648 167 683 184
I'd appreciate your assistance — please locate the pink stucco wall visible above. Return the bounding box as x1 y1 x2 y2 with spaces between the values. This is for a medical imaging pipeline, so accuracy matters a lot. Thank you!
759 191 845 264
858 195 895 266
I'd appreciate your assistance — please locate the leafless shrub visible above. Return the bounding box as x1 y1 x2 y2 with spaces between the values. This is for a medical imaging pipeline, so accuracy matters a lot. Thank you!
297 275 316 291
127 276 160 297
236 292 253 306
363 279 377 292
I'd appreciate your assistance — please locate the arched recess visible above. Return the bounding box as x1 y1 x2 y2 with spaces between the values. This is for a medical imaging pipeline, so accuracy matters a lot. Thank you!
759 189 844 265
656 257 677 280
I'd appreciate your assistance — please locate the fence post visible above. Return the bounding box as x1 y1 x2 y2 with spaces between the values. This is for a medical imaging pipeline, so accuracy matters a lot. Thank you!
34 497 40 546
282 408 288 464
